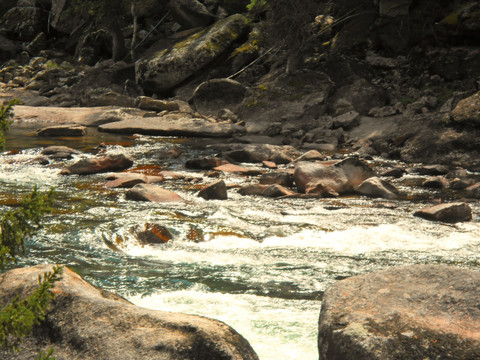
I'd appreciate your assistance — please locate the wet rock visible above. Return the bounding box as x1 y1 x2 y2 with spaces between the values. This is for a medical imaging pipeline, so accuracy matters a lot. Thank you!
262 184 295 198
355 177 399 199
450 178 475 190
168 0 215 28
130 223 172 244
0 265 259 360
198 180 228 200
185 156 222 169
414 202 472 223
126 184 184 203
192 78 247 116
40 145 81 160
380 168 404 178
294 158 375 194
36 124 86 137
135 14 249 93
259 172 293 187
465 183 480 199
105 173 148 188
451 91 480 127
422 176 449 189
60 154 134 175
223 144 299 164
318 265 480 360
1 6 48 41
262 161 277 169
294 150 325 162
305 182 339 198
238 184 268 196
99 112 246 138
134 96 180 112
413 164 449 176
213 164 261 176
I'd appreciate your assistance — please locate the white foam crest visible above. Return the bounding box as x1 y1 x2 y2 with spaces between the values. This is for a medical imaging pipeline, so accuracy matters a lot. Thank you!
129 290 319 360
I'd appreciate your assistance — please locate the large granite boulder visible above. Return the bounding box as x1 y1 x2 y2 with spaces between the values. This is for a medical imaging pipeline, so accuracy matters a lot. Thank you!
318 265 480 360
294 158 375 194
135 14 249 93
1 6 48 41
0 265 259 360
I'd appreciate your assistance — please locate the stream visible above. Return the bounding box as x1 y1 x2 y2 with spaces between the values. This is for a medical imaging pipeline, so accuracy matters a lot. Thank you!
1 125 480 360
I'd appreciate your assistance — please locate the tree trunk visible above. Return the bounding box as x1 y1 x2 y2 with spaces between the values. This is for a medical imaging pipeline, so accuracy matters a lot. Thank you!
107 20 125 62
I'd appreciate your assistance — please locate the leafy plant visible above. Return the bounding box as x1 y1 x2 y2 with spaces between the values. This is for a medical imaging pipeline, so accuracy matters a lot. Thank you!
0 99 22 148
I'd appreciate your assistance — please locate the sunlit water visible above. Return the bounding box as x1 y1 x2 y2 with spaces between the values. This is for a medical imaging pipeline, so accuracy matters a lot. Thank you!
1 125 479 360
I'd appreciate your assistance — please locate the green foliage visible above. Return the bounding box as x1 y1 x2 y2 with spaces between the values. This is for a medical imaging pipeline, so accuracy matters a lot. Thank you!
247 0 268 12
36 348 57 360
0 99 22 148
0 266 63 352
0 187 55 269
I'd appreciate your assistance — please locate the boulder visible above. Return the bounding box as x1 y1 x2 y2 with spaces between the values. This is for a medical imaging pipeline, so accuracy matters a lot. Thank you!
0 265 259 360
355 177 399 199
318 265 480 360
451 91 480 127
185 156 222 169
168 0 215 28
294 150 325 162
60 154 133 175
213 164 261 176
379 0 413 17
105 173 148 188
422 176 449 189
465 183 480 199
98 112 246 138
130 223 172 244
40 145 81 160
414 202 472 223
261 184 295 198
412 164 449 176
305 182 339 198
49 0 87 34
0 34 19 61
380 168 404 178
135 14 249 93
238 184 268 196
36 125 87 137
332 78 387 116
192 78 247 116
198 180 228 200
332 111 360 130
126 184 184 203
1 6 48 41
223 144 299 164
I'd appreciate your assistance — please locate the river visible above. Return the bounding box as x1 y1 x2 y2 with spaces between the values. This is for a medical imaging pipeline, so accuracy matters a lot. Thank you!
1 125 479 360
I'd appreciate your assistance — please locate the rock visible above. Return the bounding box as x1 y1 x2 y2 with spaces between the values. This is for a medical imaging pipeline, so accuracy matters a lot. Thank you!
223 144 299 164
262 161 277 169
0 265 259 360
318 265 480 360
126 184 184 203
130 223 172 244
259 172 293 187
185 156 222 169
80 89 135 107
168 0 215 28
135 14 249 93
465 183 480 199
36 125 87 137
50 0 87 34
294 150 325 162
60 154 134 175
1 6 48 41
192 78 247 116
198 180 228 200
294 158 375 194
40 145 81 160
105 173 148 188
379 0 413 17
414 202 472 223
213 164 261 176
332 78 387 116
135 96 180 112
332 111 360 130
305 182 339 198
450 178 475 190
99 112 245 138
355 177 399 199
422 176 449 189
0 34 19 60
380 168 404 178
451 91 480 127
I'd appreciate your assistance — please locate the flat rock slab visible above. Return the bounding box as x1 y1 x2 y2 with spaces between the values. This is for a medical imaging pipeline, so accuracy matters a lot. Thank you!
318 265 480 360
0 265 259 360
99 112 245 138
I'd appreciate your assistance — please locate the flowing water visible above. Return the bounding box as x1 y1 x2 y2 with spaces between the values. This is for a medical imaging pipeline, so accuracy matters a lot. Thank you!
1 124 480 360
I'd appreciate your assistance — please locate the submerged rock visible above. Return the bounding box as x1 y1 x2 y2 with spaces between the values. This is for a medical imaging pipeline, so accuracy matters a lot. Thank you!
0 265 259 360
413 202 472 223
36 124 87 137
61 154 133 175
318 265 480 360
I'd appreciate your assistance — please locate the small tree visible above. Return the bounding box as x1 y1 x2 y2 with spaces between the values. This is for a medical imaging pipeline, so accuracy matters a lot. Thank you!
0 100 62 360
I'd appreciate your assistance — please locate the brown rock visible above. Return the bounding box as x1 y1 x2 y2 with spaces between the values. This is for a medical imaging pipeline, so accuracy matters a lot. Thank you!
422 176 449 189
238 184 268 196
130 223 172 244
259 172 293 187
355 177 399 199
186 156 222 169
61 154 133 175
105 173 148 188
261 184 295 198
36 124 87 137
262 161 277 169
414 202 472 223
305 182 339 198
380 168 404 178
318 265 480 360
214 164 261 176
294 150 325 162
0 265 259 360
451 91 480 127
198 180 228 200
126 184 184 203
135 96 180 112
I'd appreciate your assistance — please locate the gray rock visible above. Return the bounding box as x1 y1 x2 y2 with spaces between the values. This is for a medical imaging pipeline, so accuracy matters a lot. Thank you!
414 202 472 223
1 6 48 41
40 145 81 160
451 91 480 127
332 78 387 115
0 265 259 360
168 0 215 28
355 176 399 199
318 265 480 360
192 78 247 116
332 111 360 130
135 14 249 93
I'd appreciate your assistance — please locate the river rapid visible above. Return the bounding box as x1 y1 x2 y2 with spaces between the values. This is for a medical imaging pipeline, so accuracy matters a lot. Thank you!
1 125 479 360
